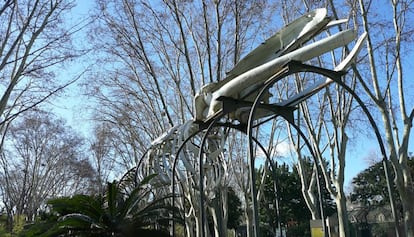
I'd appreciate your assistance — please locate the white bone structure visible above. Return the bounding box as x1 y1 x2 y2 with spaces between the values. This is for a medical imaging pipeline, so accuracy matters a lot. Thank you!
143 8 366 229
193 8 366 122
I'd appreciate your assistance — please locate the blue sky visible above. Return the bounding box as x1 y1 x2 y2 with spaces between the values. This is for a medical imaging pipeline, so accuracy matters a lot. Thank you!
54 0 413 190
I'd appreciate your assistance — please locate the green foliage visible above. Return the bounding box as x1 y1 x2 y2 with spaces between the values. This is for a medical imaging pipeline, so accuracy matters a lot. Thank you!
0 215 10 236
20 175 179 237
258 163 307 234
258 161 335 236
0 214 26 237
296 157 336 218
350 158 414 208
18 212 62 237
227 187 243 229
349 157 414 233
350 161 394 207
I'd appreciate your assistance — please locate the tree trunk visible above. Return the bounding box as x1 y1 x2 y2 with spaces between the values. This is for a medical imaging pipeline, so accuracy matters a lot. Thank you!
401 193 414 236
335 189 350 237
245 206 254 237
209 193 226 237
397 164 414 236
357 0 414 235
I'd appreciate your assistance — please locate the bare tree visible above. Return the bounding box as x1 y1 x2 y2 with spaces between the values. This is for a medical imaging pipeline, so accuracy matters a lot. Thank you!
0 110 95 231
0 0 84 128
265 2 366 236
354 0 414 235
87 1 413 237
89 122 137 193
279 1 414 237
88 1 277 236
0 1 90 230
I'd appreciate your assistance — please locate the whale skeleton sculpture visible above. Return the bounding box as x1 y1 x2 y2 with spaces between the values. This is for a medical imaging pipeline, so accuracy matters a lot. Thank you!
140 8 367 236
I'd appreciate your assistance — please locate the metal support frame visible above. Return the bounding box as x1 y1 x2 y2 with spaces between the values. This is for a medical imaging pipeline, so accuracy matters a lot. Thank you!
170 120 272 237
245 61 342 237
166 60 398 237
282 62 399 236
169 61 340 237
245 60 398 237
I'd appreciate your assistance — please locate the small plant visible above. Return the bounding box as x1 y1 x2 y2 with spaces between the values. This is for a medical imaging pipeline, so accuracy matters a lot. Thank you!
20 174 179 237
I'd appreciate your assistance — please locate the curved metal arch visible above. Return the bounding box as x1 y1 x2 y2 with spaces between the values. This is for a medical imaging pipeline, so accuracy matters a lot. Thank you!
197 116 221 237
164 60 398 237
197 118 276 237
247 108 329 235
246 60 398 237
170 126 205 236
170 118 228 237
246 62 326 237
303 65 400 236
279 62 399 235
169 118 284 236
118 148 150 190
169 61 342 237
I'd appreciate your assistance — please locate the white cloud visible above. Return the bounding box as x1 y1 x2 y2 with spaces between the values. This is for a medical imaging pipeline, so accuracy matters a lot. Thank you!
255 140 294 160
274 141 293 157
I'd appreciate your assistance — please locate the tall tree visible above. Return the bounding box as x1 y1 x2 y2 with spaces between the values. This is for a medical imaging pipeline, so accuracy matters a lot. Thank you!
0 1 87 230
354 0 414 235
87 0 414 236
0 0 83 130
89 1 278 236
350 156 414 217
276 2 360 235
290 1 414 235
259 162 335 236
0 110 95 231
88 0 277 152
89 123 131 194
